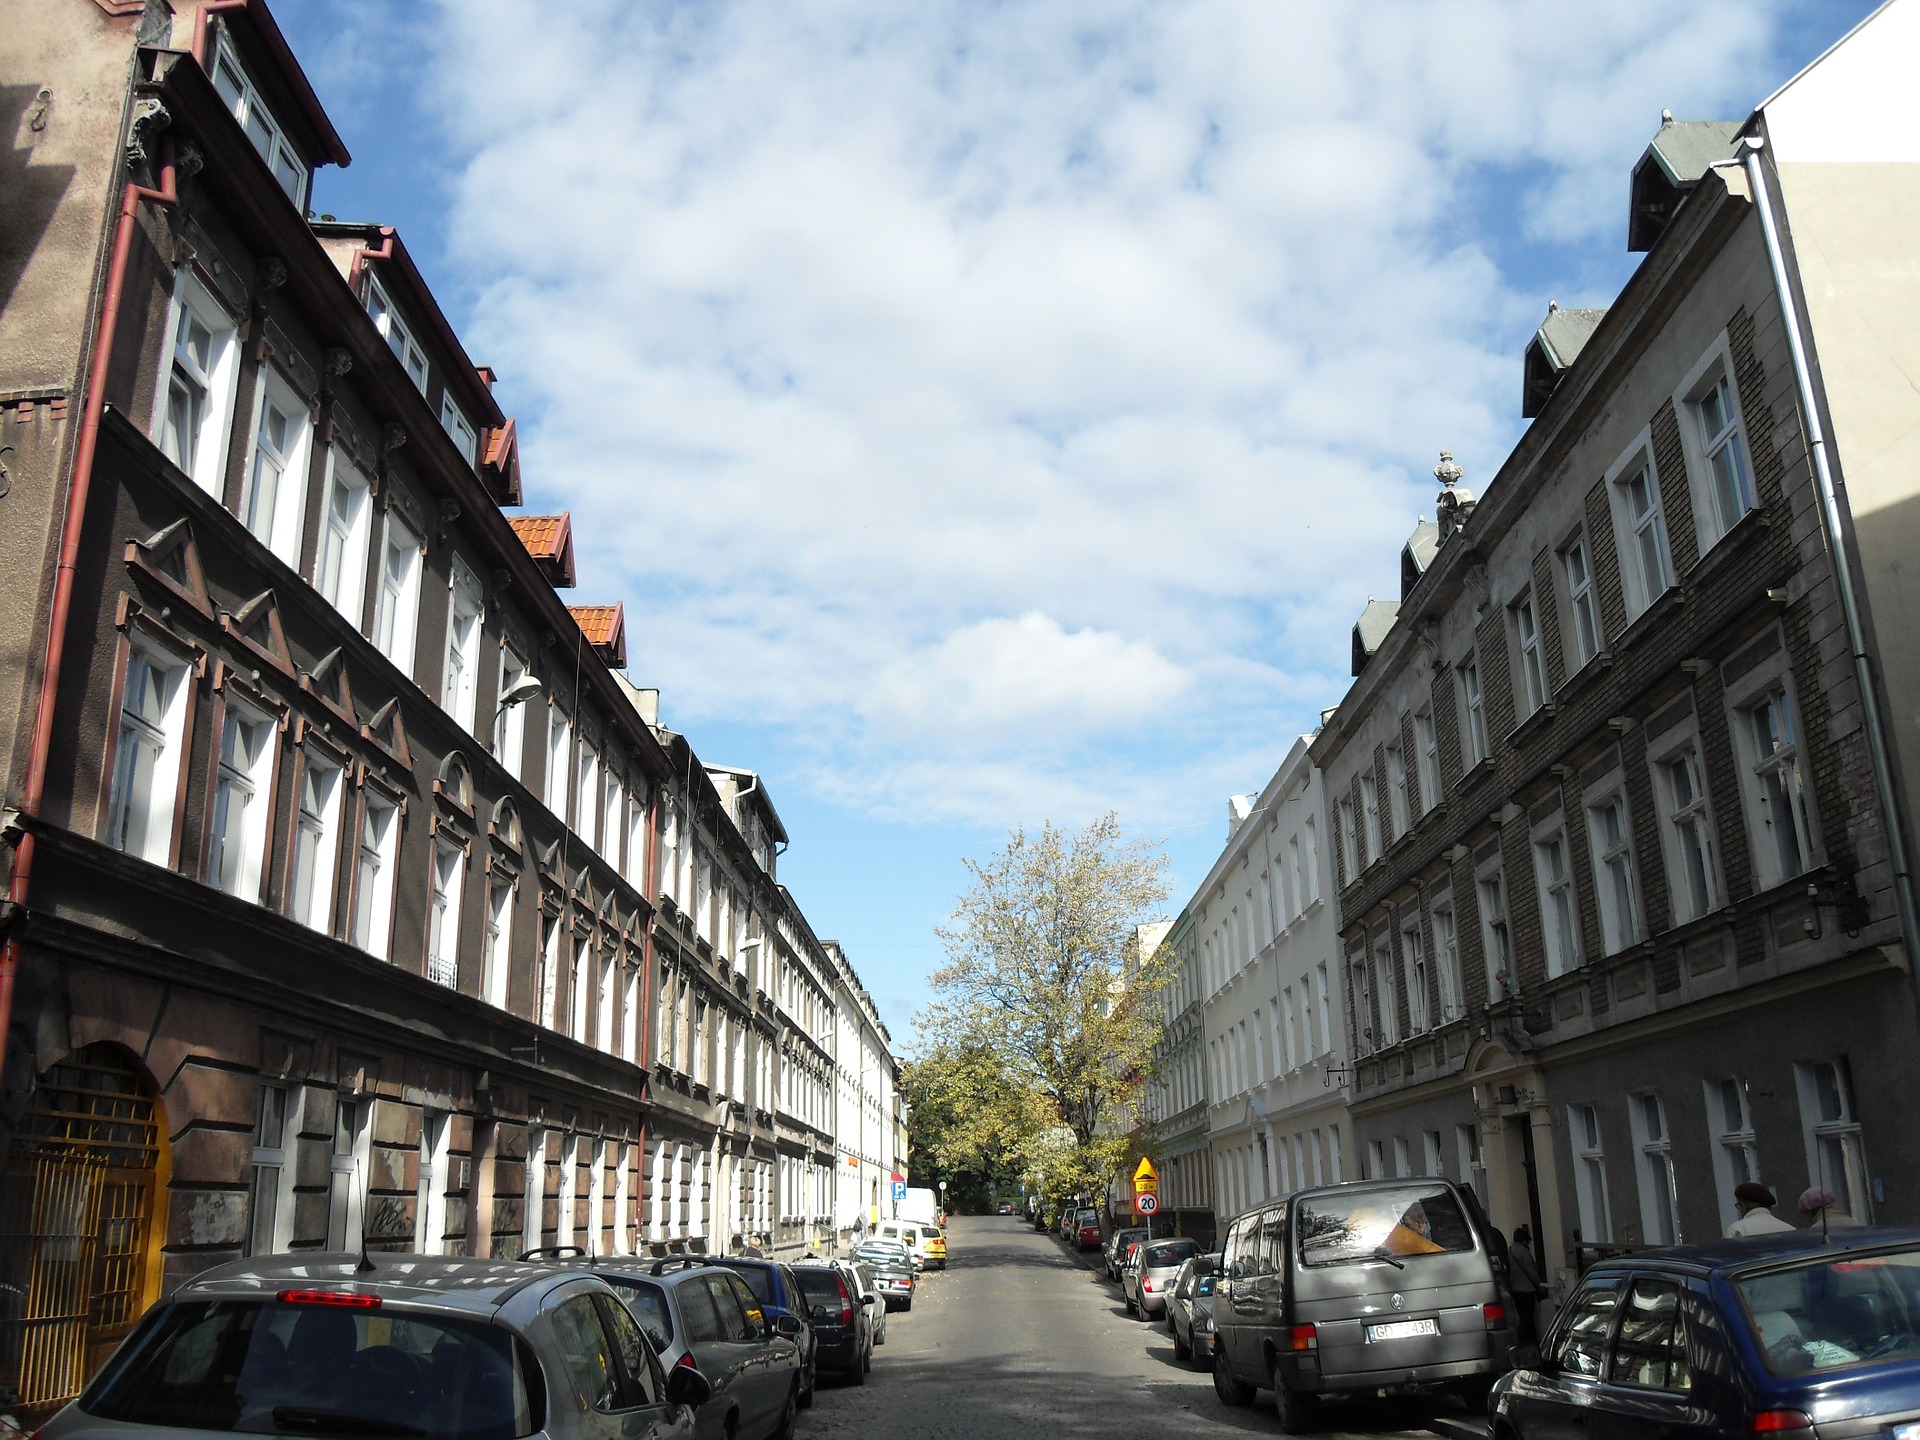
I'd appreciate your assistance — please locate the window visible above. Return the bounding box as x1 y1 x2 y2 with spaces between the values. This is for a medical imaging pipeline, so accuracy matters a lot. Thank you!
524 1126 547 1250
1570 1103 1612 1243
1423 1131 1444 1178
1386 742 1410 839
1337 798 1358 884
289 752 343 933
157 275 239 493
1367 1139 1387 1181
1587 790 1641 955
1302 815 1320 903
578 747 601 848
1479 871 1512 999
207 704 273 901
364 273 429 392
596 955 615 1052
316 450 373 626
1609 1277 1690 1391
417 1110 450 1254
484 883 513 1008
1562 536 1602 667
327 1096 371 1250
443 559 485 733
1402 923 1430 1034
495 649 531 776
1373 937 1399 1046
373 514 423 676
1631 1092 1680 1245
1457 1123 1484 1203
1315 962 1332 1054
1707 1076 1760 1229
1432 903 1463 1023
209 23 307 204
1742 689 1816 889
571 937 591 1041
350 794 398 957
546 710 573 820
1534 829 1579 977
1514 593 1546 715
1694 370 1755 539
1393 1136 1411 1177
1361 774 1382 864
1459 655 1488 765
1658 743 1719 922
248 1083 296 1255
1552 1279 1621 1378
241 371 311 566
1796 1059 1871 1222
1617 457 1673 617
1413 708 1440 812
440 391 478 466
1350 956 1374 1055
604 774 625 872
428 839 464 987
108 646 190 863
626 796 648 891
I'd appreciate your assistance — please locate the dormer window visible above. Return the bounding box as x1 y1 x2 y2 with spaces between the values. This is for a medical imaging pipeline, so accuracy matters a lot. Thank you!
439 392 477 466
365 274 429 393
210 25 307 207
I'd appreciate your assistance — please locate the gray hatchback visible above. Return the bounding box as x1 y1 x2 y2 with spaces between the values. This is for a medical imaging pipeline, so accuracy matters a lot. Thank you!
41 1253 711 1440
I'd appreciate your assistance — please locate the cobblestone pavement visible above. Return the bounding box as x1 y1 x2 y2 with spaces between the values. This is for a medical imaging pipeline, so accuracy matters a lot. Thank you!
797 1214 1477 1440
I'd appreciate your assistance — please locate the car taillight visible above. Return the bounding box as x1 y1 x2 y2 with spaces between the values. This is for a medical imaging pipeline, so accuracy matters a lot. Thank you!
277 1290 380 1308
841 1301 855 1325
1287 1324 1318 1352
1142 1278 1155 1292
1749 1412 1814 1440
1483 1302 1508 1330
677 1351 700 1373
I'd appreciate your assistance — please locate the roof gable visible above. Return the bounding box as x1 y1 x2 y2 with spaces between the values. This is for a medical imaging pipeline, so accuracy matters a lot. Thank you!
509 514 577 589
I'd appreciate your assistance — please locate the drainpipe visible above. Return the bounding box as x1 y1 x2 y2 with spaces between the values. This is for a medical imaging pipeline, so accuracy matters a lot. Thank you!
345 228 395 295
191 0 252 66
1742 135 1920 978
0 134 180 1081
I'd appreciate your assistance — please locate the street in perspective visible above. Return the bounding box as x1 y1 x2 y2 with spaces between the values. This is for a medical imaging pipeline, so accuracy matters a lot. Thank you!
7 1 1920 1439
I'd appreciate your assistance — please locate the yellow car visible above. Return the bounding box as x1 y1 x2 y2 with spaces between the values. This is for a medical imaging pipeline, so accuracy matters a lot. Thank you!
923 1228 948 1269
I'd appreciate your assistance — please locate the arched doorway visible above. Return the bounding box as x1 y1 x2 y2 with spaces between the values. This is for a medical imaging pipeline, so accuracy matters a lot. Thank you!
1463 1035 1562 1278
0 1044 168 1413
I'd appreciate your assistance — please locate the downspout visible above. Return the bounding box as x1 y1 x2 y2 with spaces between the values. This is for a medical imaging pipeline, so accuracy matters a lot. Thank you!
345 228 395 295
191 0 252 66
0 133 180 1080
1742 135 1920 977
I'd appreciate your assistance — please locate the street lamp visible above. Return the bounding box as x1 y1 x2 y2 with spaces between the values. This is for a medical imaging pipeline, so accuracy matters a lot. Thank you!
495 672 544 716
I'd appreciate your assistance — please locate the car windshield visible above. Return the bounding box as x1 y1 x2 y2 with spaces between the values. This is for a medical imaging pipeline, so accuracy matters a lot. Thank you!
853 1246 907 1266
1296 1184 1477 1268
793 1270 846 1308
713 1262 774 1305
1738 1247 1920 1375
1145 1242 1198 1268
84 1298 538 1439
599 1277 673 1352
1076 1210 1098 1226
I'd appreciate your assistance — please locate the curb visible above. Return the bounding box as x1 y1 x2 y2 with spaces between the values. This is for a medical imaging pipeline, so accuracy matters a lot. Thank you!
1427 1414 1491 1440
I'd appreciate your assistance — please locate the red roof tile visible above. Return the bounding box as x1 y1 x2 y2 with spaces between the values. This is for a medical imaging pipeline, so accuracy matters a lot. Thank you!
569 604 627 668
507 513 575 588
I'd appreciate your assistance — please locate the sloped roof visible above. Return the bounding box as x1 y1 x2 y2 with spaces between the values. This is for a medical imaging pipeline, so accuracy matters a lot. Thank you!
1522 304 1609 417
507 513 576 588
1628 118 1741 252
1351 597 1401 677
1401 518 1440 598
570 604 627 669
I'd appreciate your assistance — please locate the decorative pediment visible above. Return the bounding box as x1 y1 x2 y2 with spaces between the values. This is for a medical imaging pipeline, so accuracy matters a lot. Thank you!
125 518 211 614
220 590 294 675
300 646 357 725
569 604 627 669
490 795 524 853
435 750 475 816
362 695 415 772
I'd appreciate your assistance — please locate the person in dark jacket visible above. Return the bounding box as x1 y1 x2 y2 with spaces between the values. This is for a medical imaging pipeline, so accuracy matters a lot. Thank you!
1508 1224 1544 1342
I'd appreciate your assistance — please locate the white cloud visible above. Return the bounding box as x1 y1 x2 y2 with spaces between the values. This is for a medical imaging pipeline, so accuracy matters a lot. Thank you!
402 0 1809 826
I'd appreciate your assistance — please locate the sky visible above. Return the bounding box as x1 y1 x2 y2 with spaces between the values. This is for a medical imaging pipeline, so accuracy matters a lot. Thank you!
275 0 1878 1045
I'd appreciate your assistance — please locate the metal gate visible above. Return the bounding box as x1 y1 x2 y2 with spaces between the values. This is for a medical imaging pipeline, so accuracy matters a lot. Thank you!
0 1047 162 1413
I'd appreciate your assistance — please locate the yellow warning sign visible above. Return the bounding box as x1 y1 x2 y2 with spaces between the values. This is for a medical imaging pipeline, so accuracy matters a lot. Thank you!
1133 1156 1159 1187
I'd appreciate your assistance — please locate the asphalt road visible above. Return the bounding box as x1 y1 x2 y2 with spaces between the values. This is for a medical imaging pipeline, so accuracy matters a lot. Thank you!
799 1213 1471 1440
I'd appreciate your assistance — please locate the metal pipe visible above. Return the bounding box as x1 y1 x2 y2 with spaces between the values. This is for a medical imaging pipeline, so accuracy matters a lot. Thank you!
0 134 180 1080
191 0 252 66
1742 136 1920 975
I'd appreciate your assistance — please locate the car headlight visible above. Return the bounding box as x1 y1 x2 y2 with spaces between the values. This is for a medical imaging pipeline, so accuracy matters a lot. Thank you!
1197 1315 1213 1331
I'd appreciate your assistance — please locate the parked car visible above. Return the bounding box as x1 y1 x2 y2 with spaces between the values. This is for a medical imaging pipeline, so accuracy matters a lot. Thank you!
1106 1226 1150 1280
1167 1254 1220 1366
1493 1229 1920 1440
705 1256 821 1408
922 1226 948 1270
1213 1178 1514 1430
997 1202 1016 1215
874 1219 941 1270
1072 1207 1103 1250
836 1258 888 1346
563 1257 804 1440
44 1253 712 1440
791 1262 873 1384
852 1241 917 1311
1125 1237 1202 1320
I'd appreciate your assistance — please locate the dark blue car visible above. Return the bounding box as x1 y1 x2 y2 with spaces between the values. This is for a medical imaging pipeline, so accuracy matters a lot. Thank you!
1493 1229 1920 1440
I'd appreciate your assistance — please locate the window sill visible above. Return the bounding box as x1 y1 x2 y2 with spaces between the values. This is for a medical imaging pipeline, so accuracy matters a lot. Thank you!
1507 701 1558 749
1616 586 1685 651
1686 505 1770 588
1457 756 1496 792
1555 649 1615 705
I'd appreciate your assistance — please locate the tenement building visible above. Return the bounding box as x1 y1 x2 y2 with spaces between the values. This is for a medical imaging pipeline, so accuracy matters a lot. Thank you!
1309 8 1920 1311
1134 912 1216 1244
0 0 892 1410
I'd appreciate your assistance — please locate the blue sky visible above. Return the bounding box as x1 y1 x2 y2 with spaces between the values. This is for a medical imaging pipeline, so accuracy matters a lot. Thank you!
275 0 1877 1045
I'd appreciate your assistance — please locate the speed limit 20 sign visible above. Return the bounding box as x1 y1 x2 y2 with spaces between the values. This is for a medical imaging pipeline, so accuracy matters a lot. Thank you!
1134 1192 1159 1216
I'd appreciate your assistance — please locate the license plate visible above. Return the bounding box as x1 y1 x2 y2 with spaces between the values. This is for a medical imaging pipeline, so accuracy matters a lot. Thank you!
1366 1319 1438 1342
1891 1425 1920 1440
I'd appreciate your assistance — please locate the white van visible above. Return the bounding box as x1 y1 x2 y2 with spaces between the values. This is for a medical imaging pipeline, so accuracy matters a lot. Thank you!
874 1219 934 1270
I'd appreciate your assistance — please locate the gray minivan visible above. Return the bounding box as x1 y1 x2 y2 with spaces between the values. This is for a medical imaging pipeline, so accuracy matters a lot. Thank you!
1212 1178 1514 1430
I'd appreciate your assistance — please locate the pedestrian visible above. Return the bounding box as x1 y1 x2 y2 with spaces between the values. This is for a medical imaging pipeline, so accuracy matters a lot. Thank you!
1508 1224 1544 1343
1726 1182 1795 1237
1798 1186 1860 1235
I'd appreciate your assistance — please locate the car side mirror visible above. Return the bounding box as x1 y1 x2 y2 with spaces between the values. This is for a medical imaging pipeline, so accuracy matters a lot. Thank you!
665 1365 712 1408
774 1314 803 1339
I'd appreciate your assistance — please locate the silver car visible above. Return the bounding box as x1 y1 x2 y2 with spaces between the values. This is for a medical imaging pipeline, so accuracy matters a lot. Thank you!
1123 1236 1200 1319
1165 1253 1220 1366
42 1252 711 1440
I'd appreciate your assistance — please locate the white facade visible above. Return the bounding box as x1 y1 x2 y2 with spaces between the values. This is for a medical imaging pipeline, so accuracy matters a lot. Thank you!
1197 737 1350 1227
824 940 899 1239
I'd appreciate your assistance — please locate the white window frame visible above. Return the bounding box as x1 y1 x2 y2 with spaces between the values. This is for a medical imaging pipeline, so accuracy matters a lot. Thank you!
1724 660 1820 892
241 367 312 567
1562 533 1603 669
351 792 399 958
1432 899 1464 1024
571 936 591 1041
1532 822 1580 978
1373 935 1399 1047
1585 783 1642 956
209 22 308 206
1361 773 1382 866
373 511 424 677
524 1126 547 1251
1459 654 1488 765
417 1110 451 1255
327 1095 372 1251
494 648 530 777
249 1082 298 1255
1386 740 1410 839
578 746 601 849
207 700 274 902
622 967 640 1064
1795 1059 1873 1223
1652 729 1721 924
538 914 561 1029
289 751 344 934
155 270 240 493
1413 707 1440 812
364 272 429 393
1570 1103 1613 1243
546 709 573 822
1674 338 1757 549
1337 797 1359 885
1607 435 1673 621
1350 952 1374 1055
1402 921 1430 1034
428 839 465 987
1705 1076 1761 1231
315 447 373 627
1629 1091 1681 1245
1478 866 1512 1000
1514 591 1547 716
596 954 615 1053
440 390 478 466
443 557 485 733
484 881 514 1008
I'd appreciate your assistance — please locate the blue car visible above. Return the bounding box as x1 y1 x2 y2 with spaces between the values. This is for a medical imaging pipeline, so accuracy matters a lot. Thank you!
1493 1229 1920 1440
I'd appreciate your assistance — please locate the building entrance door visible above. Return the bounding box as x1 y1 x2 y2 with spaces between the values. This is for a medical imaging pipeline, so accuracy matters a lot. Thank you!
0 1044 166 1414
